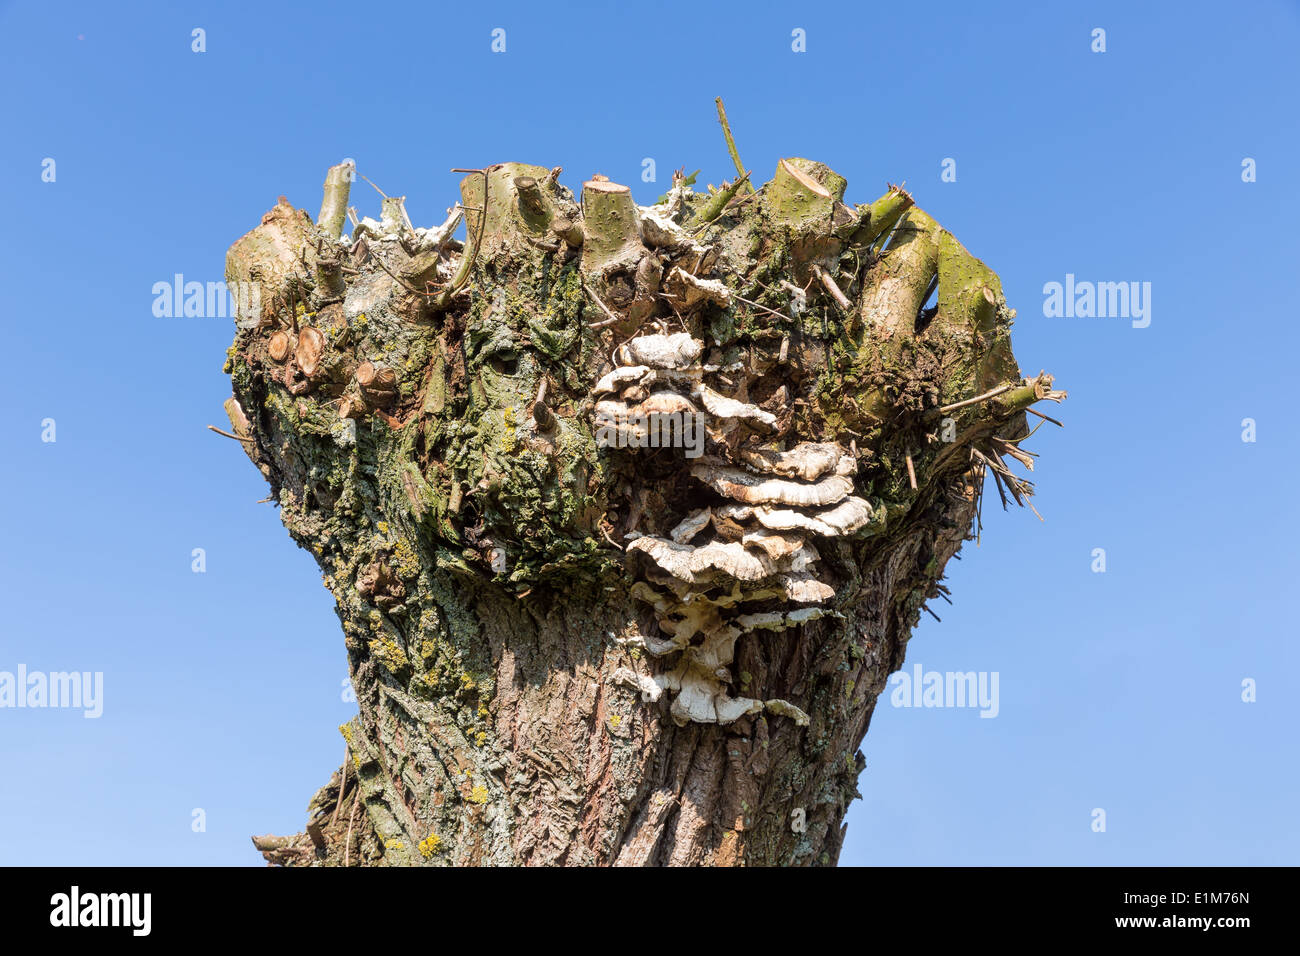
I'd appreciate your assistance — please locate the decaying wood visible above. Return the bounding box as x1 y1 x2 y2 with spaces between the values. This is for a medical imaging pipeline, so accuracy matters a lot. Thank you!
221 109 1064 867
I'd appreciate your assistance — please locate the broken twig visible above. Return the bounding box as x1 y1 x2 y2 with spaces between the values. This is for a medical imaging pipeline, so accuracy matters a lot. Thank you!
207 424 254 443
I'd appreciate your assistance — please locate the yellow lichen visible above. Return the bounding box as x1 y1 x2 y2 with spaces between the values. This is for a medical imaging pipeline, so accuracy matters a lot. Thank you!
468 785 489 804
609 715 623 729
384 839 403 850
368 636 409 673
502 406 518 453
418 834 442 858
393 537 420 579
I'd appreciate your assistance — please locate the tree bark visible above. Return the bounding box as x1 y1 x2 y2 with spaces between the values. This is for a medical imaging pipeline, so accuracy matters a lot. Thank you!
223 149 1062 867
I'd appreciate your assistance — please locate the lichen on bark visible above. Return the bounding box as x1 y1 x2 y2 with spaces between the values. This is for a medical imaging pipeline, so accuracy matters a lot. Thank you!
225 123 1063 866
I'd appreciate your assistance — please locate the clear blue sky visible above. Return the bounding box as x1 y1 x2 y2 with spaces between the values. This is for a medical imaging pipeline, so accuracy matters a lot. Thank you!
1 0 1296 866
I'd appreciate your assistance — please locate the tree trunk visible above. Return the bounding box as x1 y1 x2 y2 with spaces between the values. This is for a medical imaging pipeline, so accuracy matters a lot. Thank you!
225 138 1062 866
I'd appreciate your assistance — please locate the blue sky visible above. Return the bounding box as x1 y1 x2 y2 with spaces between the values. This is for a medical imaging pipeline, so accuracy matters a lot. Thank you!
1 0 1297 866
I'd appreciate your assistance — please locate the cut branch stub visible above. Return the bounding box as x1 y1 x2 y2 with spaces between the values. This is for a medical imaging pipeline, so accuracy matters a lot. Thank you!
314 254 346 303
765 158 853 234
460 162 557 258
992 373 1068 417
513 176 547 217
532 399 556 432
225 198 315 329
268 331 291 362
857 209 941 339
317 160 355 240
858 183 914 247
222 397 267 478
936 231 1000 335
934 230 1019 390
295 326 327 377
785 158 848 203
764 158 857 269
551 216 584 248
580 177 655 325
356 360 397 406
580 178 644 276
399 249 443 291
380 196 414 238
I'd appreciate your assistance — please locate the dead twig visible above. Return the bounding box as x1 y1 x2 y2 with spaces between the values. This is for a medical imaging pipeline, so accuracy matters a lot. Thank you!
430 168 490 310
332 745 350 826
1025 407 1064 427
344 790 360 867
601 525 624 551
207 425 254 443
714 96 754 195
367 246 434 297
582 280 621 327
812 264 851 312
731 292 792 322
937 382 1015 414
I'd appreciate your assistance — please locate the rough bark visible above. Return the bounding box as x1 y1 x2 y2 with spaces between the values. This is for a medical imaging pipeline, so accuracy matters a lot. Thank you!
224 135 1063 866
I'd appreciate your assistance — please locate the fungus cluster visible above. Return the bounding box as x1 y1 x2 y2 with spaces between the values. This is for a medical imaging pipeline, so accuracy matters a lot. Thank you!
598 327 884 725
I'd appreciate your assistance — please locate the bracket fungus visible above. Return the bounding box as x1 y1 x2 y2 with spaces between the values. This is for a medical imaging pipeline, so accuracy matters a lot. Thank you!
603 329 868 725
